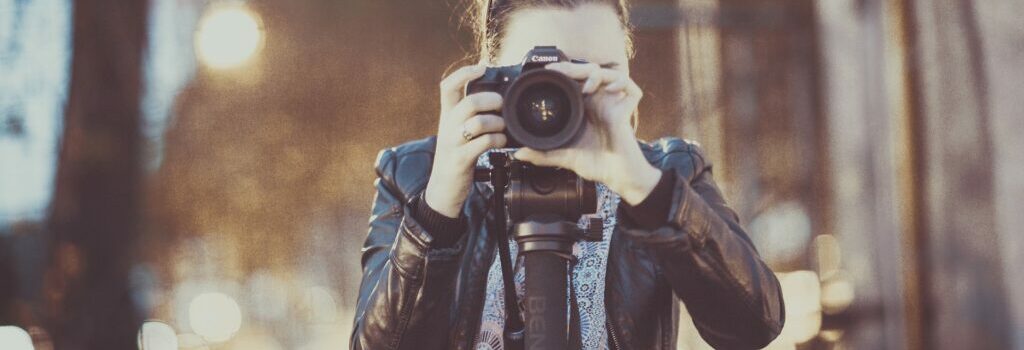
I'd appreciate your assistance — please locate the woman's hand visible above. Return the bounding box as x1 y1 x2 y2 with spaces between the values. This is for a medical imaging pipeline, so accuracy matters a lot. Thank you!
513 61 661 205
423 64 508 218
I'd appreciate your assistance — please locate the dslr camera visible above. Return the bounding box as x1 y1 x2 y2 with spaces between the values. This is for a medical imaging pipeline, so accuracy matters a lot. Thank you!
466 46 585 150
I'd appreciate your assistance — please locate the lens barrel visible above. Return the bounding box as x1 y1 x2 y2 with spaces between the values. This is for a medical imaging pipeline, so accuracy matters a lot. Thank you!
502 69 585 150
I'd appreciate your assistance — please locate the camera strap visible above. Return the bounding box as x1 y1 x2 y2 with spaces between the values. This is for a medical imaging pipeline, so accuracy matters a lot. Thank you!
486 151 525 350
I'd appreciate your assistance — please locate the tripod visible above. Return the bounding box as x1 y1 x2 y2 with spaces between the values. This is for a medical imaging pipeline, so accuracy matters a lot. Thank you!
476 151 603 350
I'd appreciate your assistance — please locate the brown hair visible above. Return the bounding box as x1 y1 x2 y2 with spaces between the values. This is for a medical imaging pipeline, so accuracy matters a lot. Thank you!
466 0 635 64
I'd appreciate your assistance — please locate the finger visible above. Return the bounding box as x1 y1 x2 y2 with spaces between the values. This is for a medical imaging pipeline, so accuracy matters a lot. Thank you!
461 133 507 161
545 61 600 80
449 92 503 123
604 78 642 104
603 74 629 93
462 114 506 140
440 64 487 111
624 79 642 99
513 147 569 168
582 69 621 94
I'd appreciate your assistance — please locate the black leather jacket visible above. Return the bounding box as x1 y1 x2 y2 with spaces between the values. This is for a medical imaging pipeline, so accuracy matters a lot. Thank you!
352 136 784 349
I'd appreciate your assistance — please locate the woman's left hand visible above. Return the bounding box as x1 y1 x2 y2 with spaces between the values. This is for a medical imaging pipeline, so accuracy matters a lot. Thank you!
513 61 662 205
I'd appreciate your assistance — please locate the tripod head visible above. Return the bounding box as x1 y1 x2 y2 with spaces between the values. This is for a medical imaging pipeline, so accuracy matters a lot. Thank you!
474 150 604 349
475 151 605 243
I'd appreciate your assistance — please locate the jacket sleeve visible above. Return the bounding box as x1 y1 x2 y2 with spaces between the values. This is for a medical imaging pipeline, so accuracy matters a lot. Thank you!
350 148 466 350
620 144 785 349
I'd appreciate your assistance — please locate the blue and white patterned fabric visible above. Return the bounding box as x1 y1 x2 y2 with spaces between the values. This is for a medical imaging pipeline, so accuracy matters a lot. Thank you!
473 149 621 350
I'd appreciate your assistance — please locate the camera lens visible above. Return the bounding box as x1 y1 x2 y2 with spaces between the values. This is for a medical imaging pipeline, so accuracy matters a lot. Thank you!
502 69 584 150
516 82 572 137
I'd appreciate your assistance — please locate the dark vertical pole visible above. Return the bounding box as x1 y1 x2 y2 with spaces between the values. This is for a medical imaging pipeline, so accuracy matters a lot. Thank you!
0 246 13 323
47 0 148 348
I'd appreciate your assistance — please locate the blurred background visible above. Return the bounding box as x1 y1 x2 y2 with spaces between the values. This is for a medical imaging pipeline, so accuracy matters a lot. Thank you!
1 0 1021 349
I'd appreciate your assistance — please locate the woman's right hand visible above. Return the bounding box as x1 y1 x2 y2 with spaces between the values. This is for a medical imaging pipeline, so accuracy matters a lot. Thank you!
423 64 507 218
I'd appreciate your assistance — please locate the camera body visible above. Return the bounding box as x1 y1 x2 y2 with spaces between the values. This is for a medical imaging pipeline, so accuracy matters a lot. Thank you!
466 46 585 150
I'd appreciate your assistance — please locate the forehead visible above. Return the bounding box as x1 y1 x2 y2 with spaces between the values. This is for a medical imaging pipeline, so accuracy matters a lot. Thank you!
496 3 628 67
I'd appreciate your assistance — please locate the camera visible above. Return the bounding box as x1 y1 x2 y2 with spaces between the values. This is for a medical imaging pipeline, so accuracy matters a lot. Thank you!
466 46 585 150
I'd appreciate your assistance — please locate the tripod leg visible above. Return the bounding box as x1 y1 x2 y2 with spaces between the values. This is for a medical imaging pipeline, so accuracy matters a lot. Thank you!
523 252 570 350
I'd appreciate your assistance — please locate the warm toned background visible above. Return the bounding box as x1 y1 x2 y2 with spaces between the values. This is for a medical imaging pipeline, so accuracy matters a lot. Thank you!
1 0 1022 349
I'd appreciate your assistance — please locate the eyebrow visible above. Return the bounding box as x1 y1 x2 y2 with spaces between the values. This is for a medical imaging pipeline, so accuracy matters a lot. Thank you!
599 62 620 69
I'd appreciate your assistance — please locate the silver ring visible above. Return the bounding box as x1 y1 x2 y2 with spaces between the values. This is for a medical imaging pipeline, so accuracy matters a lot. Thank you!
461 124 474 142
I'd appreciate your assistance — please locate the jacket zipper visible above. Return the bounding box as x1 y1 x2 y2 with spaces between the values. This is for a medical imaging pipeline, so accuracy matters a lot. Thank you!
606 317 622 350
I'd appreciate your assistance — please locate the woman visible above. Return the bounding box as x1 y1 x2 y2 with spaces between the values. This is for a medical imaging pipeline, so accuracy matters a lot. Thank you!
351 0 784 349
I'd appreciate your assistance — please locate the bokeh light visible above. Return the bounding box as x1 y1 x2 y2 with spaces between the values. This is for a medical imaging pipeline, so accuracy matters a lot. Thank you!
194 3 263 69
778 270 822 344
177 333 210 350
814 234 842 278
188 292 243 342
224 330 284 350
749 201 812 265
138 320 179 350
821 272 855 315
246 271 288 322
304 286 339 324
0 326 34 350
